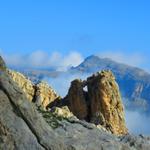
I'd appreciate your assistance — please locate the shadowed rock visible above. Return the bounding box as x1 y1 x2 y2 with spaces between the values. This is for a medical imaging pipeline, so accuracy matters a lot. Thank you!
64 79 88 120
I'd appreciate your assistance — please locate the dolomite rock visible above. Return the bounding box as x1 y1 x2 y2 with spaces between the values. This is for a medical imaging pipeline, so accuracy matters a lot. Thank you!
7 70 35 101
87 70 128 135
7 69 59 109
64 79 88 120
1 56 150 150
35 82 58 108
64 70 128 135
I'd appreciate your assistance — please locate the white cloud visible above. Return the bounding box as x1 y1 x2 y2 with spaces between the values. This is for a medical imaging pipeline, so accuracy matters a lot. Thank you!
98 51 146 67
1 50 83 70
57 51 84 71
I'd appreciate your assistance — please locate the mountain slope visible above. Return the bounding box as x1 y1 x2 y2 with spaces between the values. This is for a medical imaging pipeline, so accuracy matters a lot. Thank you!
1 56 150 150
70 55 150 110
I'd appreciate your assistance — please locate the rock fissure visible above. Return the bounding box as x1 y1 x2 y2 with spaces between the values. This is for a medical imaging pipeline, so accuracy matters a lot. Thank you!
0 83 48 150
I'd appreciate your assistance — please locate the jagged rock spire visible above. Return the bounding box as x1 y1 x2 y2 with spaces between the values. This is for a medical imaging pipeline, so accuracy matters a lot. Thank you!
65 70 128 135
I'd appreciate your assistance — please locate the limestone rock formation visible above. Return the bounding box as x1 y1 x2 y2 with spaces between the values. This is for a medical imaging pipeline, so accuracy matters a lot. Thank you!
0 67 64 150
1 56 150 150
87 70 127 135
64 70 127 135
7 70 35 101
64 79 88 120
7 69 59 109
35 82 58 108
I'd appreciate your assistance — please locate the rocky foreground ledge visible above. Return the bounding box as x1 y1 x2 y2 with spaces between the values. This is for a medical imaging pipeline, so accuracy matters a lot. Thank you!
0 56 150 150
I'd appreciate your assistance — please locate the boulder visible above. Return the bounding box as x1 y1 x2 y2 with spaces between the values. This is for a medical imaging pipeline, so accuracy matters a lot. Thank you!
50 106 74 118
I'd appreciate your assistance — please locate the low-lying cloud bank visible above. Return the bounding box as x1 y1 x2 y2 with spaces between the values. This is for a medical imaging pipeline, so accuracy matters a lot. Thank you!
125 110 150 135
0 50 83 71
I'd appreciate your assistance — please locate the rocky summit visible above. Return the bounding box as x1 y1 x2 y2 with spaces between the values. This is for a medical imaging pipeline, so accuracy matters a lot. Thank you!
64 70 127 135
1 55 150 150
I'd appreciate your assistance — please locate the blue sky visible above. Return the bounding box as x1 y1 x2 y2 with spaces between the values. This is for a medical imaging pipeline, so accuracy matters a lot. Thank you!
1 0 150 70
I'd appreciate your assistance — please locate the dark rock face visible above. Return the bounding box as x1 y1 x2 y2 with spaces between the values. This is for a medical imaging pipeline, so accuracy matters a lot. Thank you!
64 70 127 135
65 79 88 120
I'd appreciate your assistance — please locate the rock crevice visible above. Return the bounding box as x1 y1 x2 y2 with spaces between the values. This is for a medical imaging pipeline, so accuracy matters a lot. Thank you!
0 84 47 149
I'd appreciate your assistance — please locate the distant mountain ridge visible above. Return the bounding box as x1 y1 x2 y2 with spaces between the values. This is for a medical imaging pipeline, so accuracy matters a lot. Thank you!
70 55 150 111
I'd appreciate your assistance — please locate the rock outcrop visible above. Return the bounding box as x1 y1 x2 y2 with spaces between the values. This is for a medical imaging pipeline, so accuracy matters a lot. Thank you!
50 106 74 118
64 70 127 135
0 63 64 149
7 70 35 101
65 79 88 120
35 82 58 108
7 69 59 109
87 71 127 135
1 56 150 150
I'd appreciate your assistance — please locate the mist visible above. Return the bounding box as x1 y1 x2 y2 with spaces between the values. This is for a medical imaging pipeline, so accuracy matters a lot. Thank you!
125 110 150 135
43 72 90 97
43 72 150 135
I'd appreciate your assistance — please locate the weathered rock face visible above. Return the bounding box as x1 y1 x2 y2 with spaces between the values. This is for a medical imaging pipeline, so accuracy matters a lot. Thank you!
7 70 35 101
0 68 65 150
64 70 127 135
87 70 127 135
7 69 59 109
1 56 150 150
65 79 88 120
34 82 58 108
